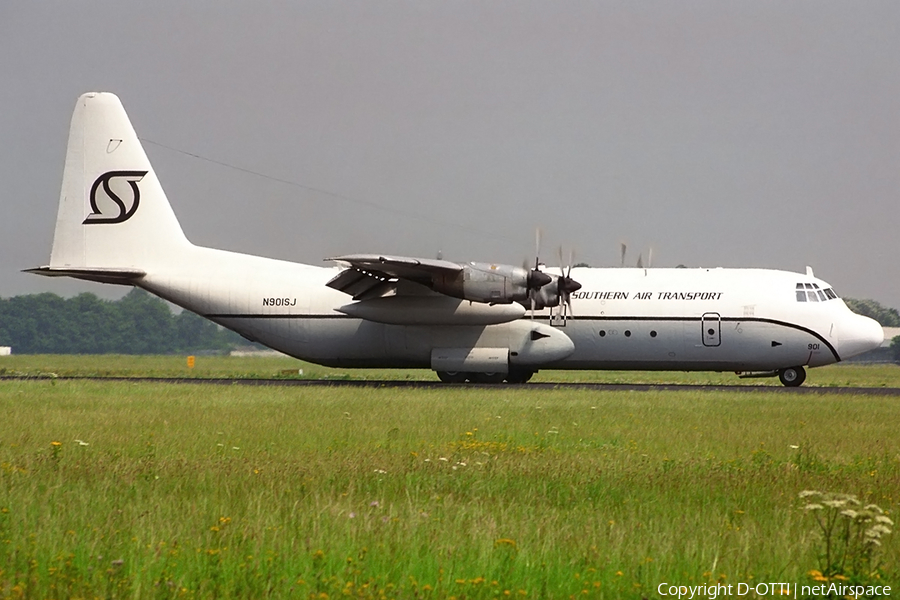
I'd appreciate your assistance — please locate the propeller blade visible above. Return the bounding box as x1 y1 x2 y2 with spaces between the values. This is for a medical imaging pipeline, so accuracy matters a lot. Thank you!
636 253 643 269
648 247 653 269
620 242 627 267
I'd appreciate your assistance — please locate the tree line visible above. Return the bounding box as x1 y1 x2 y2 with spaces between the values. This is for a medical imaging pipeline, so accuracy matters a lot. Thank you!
0 290 897 356
0 289 244 354
842 298 900 327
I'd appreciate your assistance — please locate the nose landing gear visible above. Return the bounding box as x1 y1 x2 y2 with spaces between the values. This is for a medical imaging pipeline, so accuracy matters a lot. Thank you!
778 366 806 387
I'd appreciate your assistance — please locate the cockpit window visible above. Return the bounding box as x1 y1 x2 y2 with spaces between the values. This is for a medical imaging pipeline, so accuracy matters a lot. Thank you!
796 283 839 302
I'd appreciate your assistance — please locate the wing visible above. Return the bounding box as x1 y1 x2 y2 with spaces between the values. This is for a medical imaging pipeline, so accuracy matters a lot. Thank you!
325 254 463 300
325 254 524 325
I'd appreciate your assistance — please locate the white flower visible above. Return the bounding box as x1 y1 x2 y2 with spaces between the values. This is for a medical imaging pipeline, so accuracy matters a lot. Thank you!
875 515 894 526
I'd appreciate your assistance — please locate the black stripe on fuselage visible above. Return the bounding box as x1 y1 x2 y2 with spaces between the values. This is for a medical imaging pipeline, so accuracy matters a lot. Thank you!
530 315 840 362
203 313 840 363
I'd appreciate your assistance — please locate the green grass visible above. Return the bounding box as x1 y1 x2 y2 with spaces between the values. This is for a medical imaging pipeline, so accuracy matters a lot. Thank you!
1 354 899 388
0 380 897 598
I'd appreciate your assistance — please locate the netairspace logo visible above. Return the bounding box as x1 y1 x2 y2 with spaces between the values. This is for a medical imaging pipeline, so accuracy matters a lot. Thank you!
656 581 892 599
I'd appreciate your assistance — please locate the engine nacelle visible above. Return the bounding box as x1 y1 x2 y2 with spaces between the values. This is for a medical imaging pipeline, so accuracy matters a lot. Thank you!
432 262 540 304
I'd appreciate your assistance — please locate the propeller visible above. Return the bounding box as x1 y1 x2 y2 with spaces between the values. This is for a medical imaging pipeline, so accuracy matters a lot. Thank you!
555 247 582 322
635 247 654 269
620 242 627 267
524 228 551 319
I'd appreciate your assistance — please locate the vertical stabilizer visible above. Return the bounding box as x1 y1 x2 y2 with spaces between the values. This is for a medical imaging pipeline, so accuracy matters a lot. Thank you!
48 92 191 272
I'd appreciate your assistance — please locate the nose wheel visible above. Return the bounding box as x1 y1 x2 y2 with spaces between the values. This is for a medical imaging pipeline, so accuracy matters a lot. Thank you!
778 366 806 387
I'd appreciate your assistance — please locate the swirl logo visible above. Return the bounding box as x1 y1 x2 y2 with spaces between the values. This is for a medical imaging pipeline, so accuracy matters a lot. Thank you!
83 170 148 224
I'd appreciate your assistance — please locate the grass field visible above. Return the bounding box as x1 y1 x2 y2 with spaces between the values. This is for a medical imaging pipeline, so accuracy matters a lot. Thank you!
1 354 900 388
0 359 897 599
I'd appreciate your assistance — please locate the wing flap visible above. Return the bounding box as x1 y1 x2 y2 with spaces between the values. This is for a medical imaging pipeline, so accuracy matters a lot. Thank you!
326 268 399 300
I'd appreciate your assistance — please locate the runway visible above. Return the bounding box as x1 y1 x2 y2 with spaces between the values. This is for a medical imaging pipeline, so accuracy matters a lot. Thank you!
3 376 900 395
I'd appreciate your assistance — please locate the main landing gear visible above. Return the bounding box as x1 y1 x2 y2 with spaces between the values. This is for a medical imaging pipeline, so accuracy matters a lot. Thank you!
436 369 535 384
778 366 806 387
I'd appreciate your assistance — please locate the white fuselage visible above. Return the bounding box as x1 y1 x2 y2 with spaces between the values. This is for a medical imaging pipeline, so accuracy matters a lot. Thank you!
34 92 884 381
138 245 883 372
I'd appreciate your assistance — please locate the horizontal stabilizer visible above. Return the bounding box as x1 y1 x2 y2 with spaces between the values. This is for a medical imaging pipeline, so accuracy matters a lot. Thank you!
23 266 146 285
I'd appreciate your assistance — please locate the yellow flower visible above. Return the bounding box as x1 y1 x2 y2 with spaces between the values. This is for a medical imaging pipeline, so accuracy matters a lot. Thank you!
50 441 62 447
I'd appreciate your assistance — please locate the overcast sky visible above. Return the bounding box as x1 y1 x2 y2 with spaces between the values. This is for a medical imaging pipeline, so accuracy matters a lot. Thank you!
2 2 898 307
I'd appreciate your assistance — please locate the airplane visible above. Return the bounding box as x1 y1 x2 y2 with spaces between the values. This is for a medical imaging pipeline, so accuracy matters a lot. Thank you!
27 93 884 386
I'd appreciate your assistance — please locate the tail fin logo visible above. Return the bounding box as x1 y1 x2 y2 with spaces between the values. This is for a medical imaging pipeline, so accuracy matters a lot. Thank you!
83 170 148 224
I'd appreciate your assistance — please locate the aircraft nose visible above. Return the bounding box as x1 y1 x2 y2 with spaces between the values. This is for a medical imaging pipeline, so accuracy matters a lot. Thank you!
838 314 884 360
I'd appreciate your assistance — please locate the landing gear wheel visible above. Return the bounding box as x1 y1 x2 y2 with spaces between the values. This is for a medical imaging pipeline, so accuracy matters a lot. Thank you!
778 366 806 387
505 369 535 384
437 371 468 383
470 372 506 384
